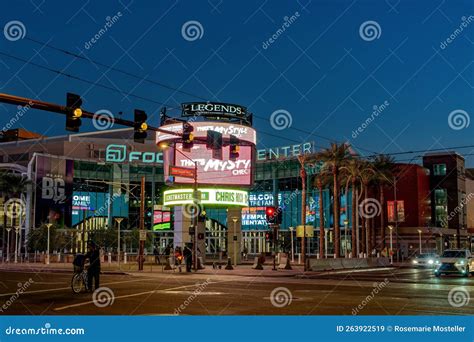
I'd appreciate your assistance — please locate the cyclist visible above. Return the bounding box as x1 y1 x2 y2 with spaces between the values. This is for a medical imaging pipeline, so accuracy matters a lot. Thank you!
84 241 101 292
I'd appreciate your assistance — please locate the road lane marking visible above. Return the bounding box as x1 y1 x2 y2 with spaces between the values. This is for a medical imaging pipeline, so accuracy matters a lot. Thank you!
0 277 158 298
53 280 231 311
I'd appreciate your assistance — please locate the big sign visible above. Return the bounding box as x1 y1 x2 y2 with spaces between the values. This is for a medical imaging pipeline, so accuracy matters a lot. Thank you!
168 143 254 186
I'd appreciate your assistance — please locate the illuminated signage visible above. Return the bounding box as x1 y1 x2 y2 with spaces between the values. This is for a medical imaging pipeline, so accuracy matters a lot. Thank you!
106 144 163 164
72 195 91 210
170 143 253 186
182 102 247 118
156 122 257 145
163 188 249 207
153 210 171 230
257 142 314 161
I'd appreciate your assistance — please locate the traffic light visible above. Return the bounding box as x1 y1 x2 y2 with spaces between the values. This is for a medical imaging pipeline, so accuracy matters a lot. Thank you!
134 109 148 143
206 130 222 150
265 206 282 224
65 93 82 132
265 230 273 242
182 123 194 149
229 134 240 160
159 107 167 126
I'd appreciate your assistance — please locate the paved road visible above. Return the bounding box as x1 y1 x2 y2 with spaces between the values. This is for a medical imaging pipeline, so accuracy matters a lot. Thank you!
0 268 472 315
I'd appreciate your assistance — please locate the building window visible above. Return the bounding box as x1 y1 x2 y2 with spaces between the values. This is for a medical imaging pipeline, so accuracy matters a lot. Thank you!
433 164 446 176
434 188 448 227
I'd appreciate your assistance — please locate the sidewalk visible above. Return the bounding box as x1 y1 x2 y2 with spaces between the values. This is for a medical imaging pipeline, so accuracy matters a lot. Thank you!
0 261 398 278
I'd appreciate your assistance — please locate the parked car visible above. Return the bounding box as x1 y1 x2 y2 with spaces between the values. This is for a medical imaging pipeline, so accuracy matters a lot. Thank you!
434 249 474 277
411 253 439 268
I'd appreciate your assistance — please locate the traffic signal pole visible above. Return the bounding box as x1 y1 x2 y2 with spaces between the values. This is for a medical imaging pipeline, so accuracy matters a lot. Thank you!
138 176 145 271
0 93 182 137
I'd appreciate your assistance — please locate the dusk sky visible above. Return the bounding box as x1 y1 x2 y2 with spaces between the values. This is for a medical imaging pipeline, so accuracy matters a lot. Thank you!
1 0 473 163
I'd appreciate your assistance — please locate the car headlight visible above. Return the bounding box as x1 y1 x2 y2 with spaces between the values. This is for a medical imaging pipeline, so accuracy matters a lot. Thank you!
456 260 465 265
413 260 418 264
435 260 440 264
428 259 434 265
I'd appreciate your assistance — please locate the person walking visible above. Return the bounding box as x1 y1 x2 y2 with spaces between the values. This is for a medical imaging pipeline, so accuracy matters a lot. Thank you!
183 244 193 272
84 241 101 291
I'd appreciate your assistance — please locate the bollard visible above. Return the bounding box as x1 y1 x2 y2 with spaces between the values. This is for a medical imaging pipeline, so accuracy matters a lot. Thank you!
108 252 112 265
298 253 301 265
284 257 292 270
225 257 234 270
124 252 128 264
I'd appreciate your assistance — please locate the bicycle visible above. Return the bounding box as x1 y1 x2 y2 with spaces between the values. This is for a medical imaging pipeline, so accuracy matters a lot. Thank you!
71 266 89 294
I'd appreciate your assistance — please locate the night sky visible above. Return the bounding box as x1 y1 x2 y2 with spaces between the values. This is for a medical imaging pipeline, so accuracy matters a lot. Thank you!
1 0 473 163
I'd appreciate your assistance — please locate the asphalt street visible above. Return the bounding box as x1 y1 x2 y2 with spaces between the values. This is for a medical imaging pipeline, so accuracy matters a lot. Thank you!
0 267 472 315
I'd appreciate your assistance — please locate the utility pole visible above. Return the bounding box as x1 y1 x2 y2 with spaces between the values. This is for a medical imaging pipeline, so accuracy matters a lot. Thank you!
193 162 199 271
298 155 307 272
138 176 145 271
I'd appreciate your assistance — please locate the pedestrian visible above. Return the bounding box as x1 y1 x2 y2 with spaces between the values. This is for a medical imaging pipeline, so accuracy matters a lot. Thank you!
84 241 101 292
174 247 183 272
153 246 160 265
242 246 248 261
183 244 193 272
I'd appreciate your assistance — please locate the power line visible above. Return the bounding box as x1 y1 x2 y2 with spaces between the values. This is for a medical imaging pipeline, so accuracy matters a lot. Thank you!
24 37 379 154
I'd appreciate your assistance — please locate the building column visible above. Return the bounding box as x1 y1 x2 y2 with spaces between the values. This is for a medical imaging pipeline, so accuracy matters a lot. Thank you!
173 206 192 248
227 208 242 265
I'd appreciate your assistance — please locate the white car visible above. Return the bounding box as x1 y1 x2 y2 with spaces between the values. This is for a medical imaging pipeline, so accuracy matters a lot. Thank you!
434 249 474 277
412 253 439 268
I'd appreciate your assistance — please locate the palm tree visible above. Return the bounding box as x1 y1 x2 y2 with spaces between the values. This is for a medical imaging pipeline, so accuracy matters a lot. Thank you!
319 143 351 257
371 154 395 249
341 158 362 258
359 162 377 255
313 166 331 259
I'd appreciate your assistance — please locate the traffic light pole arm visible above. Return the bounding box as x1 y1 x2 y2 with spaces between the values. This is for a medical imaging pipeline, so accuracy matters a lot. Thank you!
0 93 182 137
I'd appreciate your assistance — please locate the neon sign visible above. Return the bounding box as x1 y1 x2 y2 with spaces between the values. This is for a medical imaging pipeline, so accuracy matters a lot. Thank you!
163 188 249 207
105 144 163 164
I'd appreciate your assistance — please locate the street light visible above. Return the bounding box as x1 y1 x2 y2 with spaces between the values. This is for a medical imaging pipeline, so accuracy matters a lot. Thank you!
115 217 124 266
388 225 394 265
45 223 53 265
417 229 422 255
14 226 20 263
232 217 238 267
289 227 294 262
343 219 349 258
5 227 11 262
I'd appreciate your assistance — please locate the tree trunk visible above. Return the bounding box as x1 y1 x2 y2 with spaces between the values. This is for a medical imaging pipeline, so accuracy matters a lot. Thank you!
319 183 325 259
379 185 385 248
351 178 357 258
333 170 340 258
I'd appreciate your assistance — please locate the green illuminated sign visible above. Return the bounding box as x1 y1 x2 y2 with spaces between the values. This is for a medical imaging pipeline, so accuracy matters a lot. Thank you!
163 188 248 207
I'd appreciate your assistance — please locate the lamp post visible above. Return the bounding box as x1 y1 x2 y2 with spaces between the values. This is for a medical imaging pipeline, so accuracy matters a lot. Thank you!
232 217 238 267
289 226 294 262
417 229 422 255
45 223 53 265
343 219 349 257
115 218 124 266
5 227 11 262
388 225 394 265
14 226 20 263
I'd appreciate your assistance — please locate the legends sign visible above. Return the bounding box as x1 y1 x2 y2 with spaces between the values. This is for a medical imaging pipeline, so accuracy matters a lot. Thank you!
182 102 247 119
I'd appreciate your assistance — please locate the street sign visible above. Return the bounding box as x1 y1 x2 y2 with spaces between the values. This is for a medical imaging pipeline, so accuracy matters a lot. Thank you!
139 230 147 241
296 225 314 238
169 165 195 179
